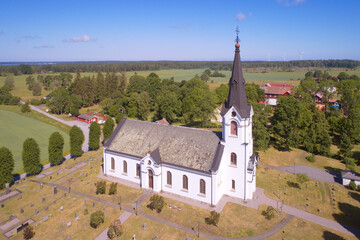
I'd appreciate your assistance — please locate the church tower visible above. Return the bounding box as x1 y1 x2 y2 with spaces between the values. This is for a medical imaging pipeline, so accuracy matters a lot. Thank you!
219 29 256 200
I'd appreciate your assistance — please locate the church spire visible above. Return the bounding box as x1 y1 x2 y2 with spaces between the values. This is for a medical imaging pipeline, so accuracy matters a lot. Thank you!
221 27 251 118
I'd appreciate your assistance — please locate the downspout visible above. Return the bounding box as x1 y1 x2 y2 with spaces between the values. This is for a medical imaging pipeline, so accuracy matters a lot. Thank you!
244 119 247 200
103 147 106 175
210 170 214 206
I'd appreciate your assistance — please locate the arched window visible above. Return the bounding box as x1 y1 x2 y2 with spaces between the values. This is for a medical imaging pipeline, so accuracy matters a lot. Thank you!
111 158 115 170
231 121 238 136
183 175 188 190
123 160 127 174
167 171 172 186
231 153 237 166
136 164 140 177
199 179 206 195
232 180 235 190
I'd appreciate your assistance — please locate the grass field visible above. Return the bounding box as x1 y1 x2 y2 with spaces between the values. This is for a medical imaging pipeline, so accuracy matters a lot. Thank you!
0 109 70 172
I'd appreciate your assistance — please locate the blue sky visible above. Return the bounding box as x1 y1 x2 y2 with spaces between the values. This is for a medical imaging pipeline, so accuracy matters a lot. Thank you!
0 0 359 61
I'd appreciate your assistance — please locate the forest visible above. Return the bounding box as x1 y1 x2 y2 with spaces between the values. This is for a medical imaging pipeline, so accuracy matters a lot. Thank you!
1 59 360 75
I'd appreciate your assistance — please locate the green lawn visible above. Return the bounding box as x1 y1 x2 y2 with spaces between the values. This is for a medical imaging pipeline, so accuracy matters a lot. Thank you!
0 110 69 172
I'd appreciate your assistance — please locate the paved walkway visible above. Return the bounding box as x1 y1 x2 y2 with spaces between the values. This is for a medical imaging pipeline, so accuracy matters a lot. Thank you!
28 104 90 153
260 163 341 184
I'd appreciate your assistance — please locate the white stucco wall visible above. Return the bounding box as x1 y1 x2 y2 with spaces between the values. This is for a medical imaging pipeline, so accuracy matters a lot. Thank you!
342 178 360 187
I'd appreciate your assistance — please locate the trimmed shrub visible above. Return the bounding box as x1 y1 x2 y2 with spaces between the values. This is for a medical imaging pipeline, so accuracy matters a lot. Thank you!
305 155 315 163
103 118 115 142
48 132 64 165
23 225 35 240
287 181 300 189
296 173 310 184
107 219 123 239
89 122 101 150
0 147 14 189
109 183 117 195
22 138 41 175
147 194 165 213
205 210 220 226
357 185 360 192
30 99 42 105
90 210 105 229
262 206 275 220
21 103 31 113
96 181 106 195
70 126 84 157
349 180 356 191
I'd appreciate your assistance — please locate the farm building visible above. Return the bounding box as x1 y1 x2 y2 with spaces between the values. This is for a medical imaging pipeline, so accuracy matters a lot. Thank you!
74 114 98 123
103 39 258 206
260 83 295 106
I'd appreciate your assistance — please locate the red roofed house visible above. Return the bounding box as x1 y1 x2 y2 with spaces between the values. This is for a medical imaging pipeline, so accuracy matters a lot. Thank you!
260 83 296 106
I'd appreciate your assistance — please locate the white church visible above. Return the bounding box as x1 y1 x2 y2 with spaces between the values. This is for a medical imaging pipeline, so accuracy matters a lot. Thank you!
103 38 258 206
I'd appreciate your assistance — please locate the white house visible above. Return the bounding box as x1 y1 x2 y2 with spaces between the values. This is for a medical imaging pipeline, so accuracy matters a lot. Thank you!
103 39 258 206
341 170 360 187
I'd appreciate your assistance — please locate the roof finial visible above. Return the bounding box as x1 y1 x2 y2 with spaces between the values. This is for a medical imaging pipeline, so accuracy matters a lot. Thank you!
235 26 240 49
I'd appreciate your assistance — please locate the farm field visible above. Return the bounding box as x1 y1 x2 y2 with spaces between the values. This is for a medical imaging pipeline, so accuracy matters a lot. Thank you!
0 109 70 172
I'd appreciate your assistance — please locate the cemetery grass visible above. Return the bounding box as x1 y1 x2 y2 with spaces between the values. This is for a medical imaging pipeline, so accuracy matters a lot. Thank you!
141 195 285 238
259 146 360 173
0 108 70 173
267 217 358 240
121 214 210 240
256 164 360 230
57 157 144 206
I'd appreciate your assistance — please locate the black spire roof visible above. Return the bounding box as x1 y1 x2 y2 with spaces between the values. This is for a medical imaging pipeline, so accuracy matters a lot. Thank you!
221 32 251 118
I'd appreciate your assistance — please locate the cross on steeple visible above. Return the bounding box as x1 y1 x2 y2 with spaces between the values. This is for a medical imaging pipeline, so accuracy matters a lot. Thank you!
235 26 240 44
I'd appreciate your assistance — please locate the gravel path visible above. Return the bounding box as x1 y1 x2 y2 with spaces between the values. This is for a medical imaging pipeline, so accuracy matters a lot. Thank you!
261 163 341 184
28 104 90 153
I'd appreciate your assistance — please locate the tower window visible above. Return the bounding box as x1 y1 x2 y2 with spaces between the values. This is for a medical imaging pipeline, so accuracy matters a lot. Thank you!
231 121 238 136
136 163 140 177
231 153 237 166
232 111 236 117
232 180 235 190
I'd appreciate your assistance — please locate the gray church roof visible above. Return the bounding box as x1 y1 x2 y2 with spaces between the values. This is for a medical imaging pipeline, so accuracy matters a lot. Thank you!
105 118 223 173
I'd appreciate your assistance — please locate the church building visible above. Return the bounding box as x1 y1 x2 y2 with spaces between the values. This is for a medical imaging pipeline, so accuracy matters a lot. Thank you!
103 37 257 206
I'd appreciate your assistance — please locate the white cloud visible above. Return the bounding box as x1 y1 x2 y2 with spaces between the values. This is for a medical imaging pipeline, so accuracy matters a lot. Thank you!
33 44 54 49
277 0 306 6
64 35 96 43
171 24 191 30
236 12 246 21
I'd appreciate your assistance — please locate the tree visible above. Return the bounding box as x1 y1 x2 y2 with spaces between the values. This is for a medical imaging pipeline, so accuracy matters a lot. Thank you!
89 122 101 150
90 210 105 228
25 75 35 90
22 138 41 175
200 72 210 82
32 81 42 96
296 173 310 185
245 83 265 103
108 183 117 195
147 194 165 213
23 225 35 240
4 76 15 90
48 132 64 165
103 118 115 142
137 91 151 120
349 180 356 191
262 206 275 220
214 84 229 104
252 103 270 151
21 102 31 113
96 181 106 194
338 133 353 158
46 88 69 114
155 90 181 123
118 72 128 94
108 219 123 239
0 147 14 189
96 72 106 101
205 211 220 226
70 126 84 157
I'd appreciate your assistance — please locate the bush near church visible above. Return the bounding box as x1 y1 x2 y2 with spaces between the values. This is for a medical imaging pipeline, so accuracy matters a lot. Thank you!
96 181 106 195
349 180 356 191
90 210 105 228
147 194 165 213
205 210 220 226
262 206 276 220
23 225 35 240
107 219 123 239
108 182 117 195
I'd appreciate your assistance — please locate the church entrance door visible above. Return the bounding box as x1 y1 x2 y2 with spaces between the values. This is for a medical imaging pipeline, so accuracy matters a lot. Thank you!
148 170 154 189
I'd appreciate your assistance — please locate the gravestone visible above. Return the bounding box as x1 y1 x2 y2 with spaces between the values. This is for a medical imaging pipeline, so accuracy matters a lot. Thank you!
84 198 87 206
40 183 43 189
35 208 39 216
142 223 147 230
57 172 59 176
73 197 76 201
5 183 10 195
41 197 45 203
62 221 65 229
75 213 77 218
60 206 64 210
85 173 88 177
66 235 70 240
93 202 95 208
42 215 49 222
49 176 52 180
132 234 136 240
20 208 24 214
18 195 22 200
1 204 4 208
53 187 58 195
30 203 34 207
64 193 67 197
45 206 49 211
67 221 71 227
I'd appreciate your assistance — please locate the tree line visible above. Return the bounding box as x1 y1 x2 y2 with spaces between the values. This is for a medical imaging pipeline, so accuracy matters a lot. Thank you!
1 59 359 75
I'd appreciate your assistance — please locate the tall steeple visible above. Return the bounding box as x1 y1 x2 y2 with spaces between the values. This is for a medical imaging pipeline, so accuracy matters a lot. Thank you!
221 27 251 118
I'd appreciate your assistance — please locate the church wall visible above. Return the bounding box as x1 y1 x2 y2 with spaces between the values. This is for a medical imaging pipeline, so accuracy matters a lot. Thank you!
104 150 141 185
161 164 212 204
